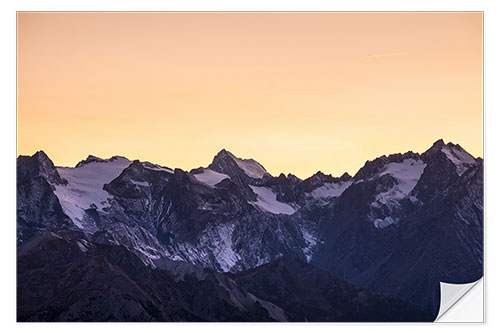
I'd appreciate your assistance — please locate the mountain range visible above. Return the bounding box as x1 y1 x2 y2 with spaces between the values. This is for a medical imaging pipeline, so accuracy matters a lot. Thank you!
16 139 483 321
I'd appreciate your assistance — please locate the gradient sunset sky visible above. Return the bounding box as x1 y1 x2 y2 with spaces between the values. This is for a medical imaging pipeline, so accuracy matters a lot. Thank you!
17 12 483 178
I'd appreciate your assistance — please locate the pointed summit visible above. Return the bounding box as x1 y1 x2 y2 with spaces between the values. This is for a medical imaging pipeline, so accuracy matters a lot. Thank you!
208 149 268 179
339 172 352 182
216 148 231 156
440 143 477 176
32 150 52 164
17 151 67 185
433 139 445 148
423 139 478 176
422 139 446 156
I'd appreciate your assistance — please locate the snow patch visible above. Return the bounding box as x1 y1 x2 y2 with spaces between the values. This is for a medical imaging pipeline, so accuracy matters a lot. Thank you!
193 169 230 187
374 217 399 229
370 159 426 228
210 224 240 271
169 223 241 272
309 181 353 199
441 146 477 176
131 180 149 187
378 159 426 196
301 228 317 262
75 240 89 252
371 158 426 208
97 224 166 263
143 163 174 174
249 185 297 215
228 153 267 178
54 157 131 230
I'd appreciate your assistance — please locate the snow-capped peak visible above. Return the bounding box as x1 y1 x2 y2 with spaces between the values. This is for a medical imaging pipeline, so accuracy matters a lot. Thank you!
17 150 68 185
75 155 129 168
229 152 268 178
208 149 269 179
440 144 477 176
54 155 132 230
142 161 174 174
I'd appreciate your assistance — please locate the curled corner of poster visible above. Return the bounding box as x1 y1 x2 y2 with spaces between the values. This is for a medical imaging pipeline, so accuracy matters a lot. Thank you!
435 278 484 323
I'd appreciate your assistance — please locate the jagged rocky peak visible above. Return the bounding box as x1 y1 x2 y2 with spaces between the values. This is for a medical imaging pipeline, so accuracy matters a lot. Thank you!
75 154 130 168
339 172 352 182
423 138 469 157
109 159 145 180
423 139 478 176
310 170 352 183
272 172 301 185
300 170 351 194
17 150 67 185
208 149 269 179
118 159 175 180
311 171 335 182
423 138 446 155
263 173 298 191
287 173 301 182
190 166 205 175
32 150 51 163
353 150 422 181
300 171 334 192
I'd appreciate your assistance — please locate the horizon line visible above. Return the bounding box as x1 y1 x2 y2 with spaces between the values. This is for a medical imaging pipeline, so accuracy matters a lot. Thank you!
18 138 481 180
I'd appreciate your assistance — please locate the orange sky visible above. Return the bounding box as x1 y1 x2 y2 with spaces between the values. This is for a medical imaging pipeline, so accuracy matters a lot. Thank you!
17 12 483 179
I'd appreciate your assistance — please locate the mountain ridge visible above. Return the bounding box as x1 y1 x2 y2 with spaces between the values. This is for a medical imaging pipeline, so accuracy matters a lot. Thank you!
17 139 483 320
20 139 480 181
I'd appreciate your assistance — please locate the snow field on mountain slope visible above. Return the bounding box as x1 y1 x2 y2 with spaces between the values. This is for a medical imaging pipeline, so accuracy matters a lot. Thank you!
249 185 297 215
231 155 268 178
169 223 241 272
301 228 317 262
309 180 353 199
143 163 174 174
378 158 427 201
371 158 426 228
54 157 131 228
193 169 230 187
441 146 477 176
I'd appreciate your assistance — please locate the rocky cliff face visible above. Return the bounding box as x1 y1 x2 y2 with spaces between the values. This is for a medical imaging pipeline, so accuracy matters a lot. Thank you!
17 151 75 245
